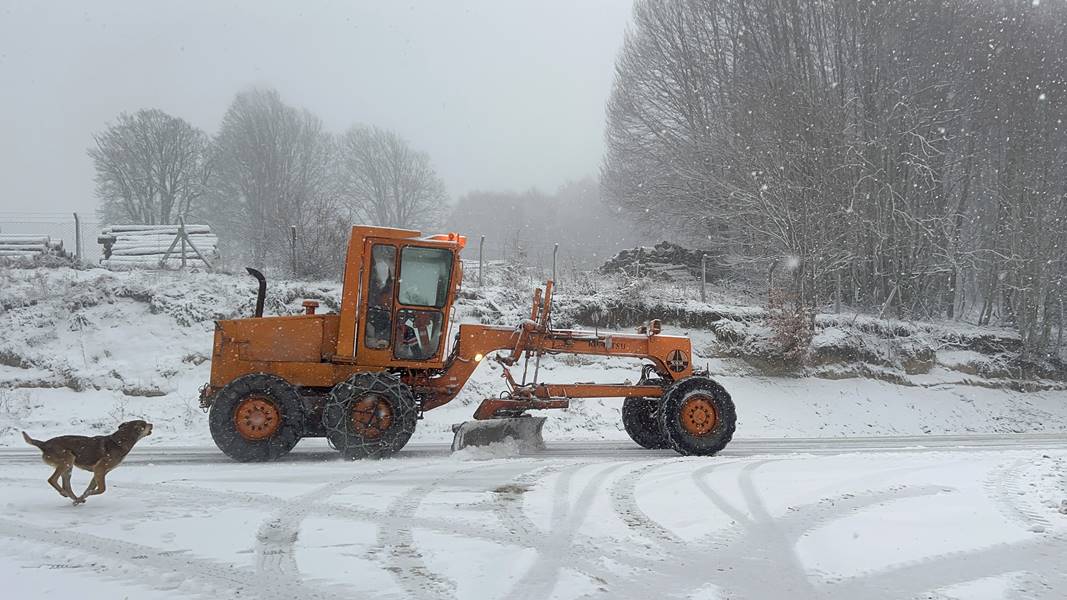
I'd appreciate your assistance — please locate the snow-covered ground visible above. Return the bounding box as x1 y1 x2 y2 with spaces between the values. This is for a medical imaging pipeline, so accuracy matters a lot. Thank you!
2 266 1067 598
2 267 1066 448
2 439 1067 599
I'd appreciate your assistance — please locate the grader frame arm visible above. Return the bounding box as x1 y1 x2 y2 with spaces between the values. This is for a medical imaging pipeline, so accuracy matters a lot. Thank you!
412 281 694 416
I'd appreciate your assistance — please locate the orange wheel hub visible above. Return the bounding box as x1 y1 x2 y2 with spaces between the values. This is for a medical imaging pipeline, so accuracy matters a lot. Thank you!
351 394 394 439
234 396 281 440
680 395 718 437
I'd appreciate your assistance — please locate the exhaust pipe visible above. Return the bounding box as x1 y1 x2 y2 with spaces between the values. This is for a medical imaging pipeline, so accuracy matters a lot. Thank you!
246 267 266 317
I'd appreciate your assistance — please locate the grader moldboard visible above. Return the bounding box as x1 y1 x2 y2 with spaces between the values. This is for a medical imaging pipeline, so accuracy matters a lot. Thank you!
199 225 736 461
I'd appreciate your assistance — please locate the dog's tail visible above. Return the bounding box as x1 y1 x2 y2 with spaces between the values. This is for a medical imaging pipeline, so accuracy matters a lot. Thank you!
22 431 44 449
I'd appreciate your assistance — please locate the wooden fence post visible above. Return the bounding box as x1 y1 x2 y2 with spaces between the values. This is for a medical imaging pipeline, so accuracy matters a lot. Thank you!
479 235 485 287
72 212 82 263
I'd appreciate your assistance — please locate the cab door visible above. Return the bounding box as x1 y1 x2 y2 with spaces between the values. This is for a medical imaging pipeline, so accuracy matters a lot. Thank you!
355 242 398 365
354 240 456 368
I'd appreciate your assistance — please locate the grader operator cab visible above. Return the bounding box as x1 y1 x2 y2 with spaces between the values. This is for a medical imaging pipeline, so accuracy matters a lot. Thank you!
199 225 736 461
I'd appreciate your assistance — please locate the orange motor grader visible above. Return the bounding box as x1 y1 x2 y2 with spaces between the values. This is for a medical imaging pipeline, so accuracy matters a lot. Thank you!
199 225 736 461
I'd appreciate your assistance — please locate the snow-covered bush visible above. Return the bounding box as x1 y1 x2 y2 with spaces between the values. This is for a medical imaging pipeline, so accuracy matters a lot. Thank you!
766 288 814 365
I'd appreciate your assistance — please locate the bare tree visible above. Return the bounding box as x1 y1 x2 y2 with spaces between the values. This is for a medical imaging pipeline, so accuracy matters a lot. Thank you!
90 109 210 225
208 88 340 273
603 0 1067 355
336 126 446 230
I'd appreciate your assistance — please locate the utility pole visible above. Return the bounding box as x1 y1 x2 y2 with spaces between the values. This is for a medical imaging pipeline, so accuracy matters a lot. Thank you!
552 243 558 283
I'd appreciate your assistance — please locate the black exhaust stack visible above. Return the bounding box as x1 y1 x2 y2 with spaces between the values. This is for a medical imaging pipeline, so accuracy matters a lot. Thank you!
246 267 266 317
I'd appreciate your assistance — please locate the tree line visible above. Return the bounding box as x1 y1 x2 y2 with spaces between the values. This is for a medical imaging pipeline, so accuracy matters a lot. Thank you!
603 0 1067 354
445 178 642 270
90 88 446 276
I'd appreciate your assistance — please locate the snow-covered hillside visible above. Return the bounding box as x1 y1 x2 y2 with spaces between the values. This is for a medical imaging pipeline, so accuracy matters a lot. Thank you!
1 266 1065 448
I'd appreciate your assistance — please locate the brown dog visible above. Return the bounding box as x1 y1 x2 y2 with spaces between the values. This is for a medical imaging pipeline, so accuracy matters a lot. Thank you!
22 420 153 505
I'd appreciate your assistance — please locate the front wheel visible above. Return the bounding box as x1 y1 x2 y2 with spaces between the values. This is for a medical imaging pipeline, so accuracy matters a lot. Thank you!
323 373 418 459
208 373 305 462
659 377 736 456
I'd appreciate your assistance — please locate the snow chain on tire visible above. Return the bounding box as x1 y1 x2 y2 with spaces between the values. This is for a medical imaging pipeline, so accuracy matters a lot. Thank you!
659 376 736 456
323 372 418 460
622 377 671 449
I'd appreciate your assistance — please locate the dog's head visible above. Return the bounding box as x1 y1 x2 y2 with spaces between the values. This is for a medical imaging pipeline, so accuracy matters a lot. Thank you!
118 420 154 440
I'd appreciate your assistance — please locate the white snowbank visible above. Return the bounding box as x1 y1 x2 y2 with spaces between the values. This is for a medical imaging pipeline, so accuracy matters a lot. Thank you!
1 266 1065 448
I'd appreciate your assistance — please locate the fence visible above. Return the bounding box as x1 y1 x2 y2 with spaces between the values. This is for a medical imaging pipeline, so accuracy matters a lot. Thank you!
99 222 218 269
0 212 106 265
0 214 636 292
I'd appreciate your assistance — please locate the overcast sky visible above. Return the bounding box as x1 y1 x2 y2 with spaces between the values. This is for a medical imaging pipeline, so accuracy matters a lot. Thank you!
0 0 633 217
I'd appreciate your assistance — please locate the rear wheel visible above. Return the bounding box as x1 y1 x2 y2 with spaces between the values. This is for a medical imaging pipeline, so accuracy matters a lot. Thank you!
323 372 418 459
209 373 305 462
659 377 736 456
621 378 670 449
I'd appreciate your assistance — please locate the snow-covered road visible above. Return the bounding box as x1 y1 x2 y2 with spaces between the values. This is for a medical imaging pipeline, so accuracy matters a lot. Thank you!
2 436 1066 599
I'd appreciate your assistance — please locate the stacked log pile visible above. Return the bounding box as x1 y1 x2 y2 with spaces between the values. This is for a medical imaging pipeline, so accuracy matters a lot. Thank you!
0 235 66 259
599 241 724 282
98 225 218 269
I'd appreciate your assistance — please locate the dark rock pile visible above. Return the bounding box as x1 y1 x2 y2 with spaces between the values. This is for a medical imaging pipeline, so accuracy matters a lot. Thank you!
598 241 723 281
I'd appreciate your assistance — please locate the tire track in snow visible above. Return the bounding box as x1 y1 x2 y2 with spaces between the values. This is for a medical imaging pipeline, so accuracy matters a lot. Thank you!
828 535 1067 600
0 475 287 509
682 459 1067 600
372 463 535 600
587 458 752 600
3 469 638 579
691 459 824 598
253 476 369 586
489 461 652 596
774 484 951 538
0 517 346 600
986 457 1054 531
609 458 738 550
253 462 454 593
504 461 628 600
10 449 1067 599
490 463 570 539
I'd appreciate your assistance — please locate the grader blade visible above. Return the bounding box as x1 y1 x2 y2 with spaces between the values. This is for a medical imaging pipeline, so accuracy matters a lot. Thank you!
451 417 547 452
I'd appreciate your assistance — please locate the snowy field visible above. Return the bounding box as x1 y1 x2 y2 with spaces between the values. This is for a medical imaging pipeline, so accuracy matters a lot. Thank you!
2 268 1066 449
2 268 1067 598
2 438 1067 599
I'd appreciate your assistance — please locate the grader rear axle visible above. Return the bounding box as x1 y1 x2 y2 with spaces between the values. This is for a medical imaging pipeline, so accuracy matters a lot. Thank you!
200 225 736 461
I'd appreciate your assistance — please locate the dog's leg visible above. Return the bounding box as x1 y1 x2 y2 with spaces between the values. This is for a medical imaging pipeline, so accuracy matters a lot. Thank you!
76 467 108 504
73 478 96 505
47 466 69 498
57 457 81 502
61 468 76 499
74 476 96 504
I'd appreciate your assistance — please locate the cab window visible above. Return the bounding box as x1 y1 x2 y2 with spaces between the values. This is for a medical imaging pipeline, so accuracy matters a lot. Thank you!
364 244 395 349
398 246 452 308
